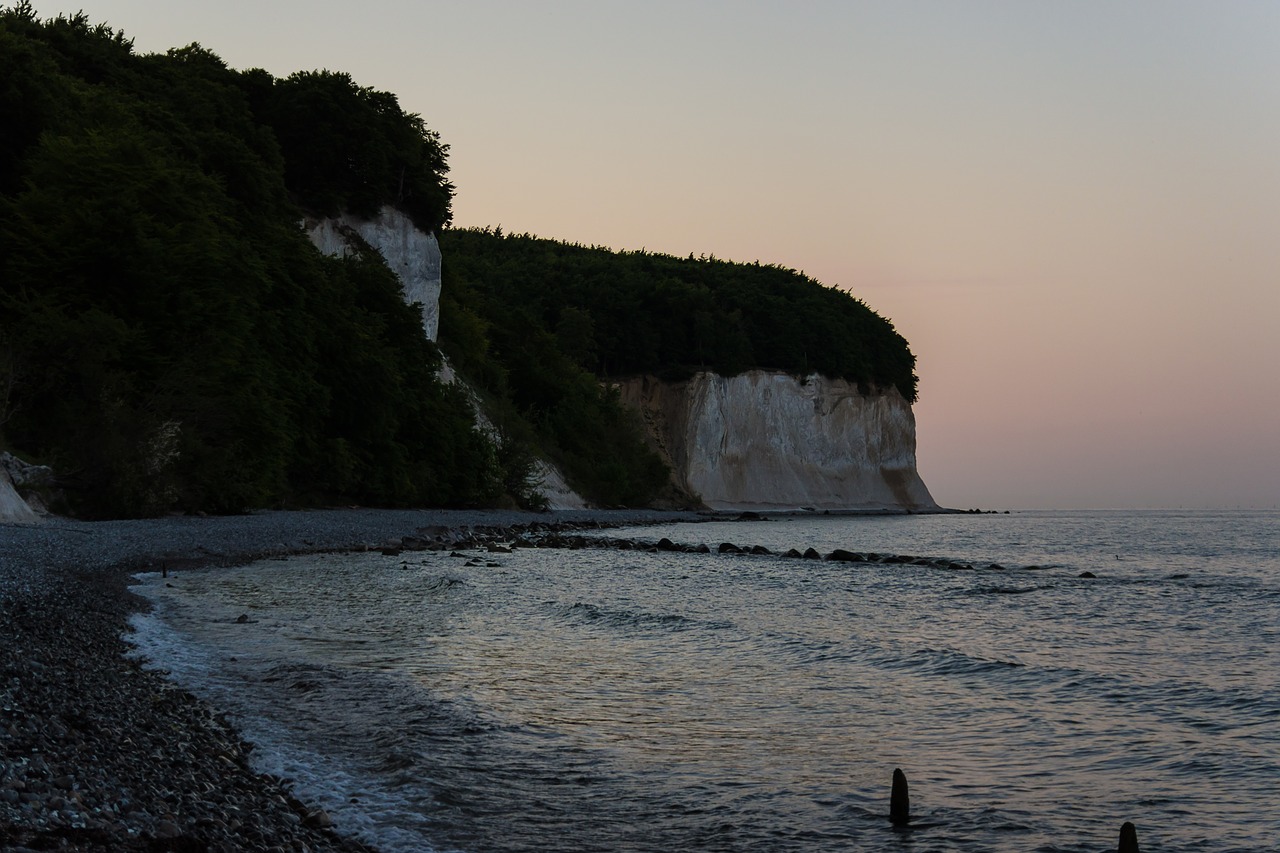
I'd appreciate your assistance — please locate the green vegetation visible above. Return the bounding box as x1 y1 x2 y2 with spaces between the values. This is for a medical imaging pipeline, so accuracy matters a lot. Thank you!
0 5 493 516
0 5 918 518
434 228 917 510
439 229 918 401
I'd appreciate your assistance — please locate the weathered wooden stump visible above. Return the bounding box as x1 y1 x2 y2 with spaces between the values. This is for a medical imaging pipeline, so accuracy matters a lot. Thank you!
890 767 910 826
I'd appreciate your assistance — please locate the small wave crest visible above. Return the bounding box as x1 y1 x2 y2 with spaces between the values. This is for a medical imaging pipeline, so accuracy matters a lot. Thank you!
558 601 730 634
960 583 1051 596
420 574 467 593
882 647 1027 678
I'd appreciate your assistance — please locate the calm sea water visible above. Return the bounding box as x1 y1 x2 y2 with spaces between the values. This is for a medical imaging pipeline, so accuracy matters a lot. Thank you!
128 510 1279 852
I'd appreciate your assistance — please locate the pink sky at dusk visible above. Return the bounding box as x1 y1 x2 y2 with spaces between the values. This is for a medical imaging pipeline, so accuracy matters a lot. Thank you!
31 1 1280 508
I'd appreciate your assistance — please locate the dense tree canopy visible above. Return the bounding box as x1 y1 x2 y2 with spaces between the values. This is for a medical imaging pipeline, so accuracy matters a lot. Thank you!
439 229 919 401
0 5 488 516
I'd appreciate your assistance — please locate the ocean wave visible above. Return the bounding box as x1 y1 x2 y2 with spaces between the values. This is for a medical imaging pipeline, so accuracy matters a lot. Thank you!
420 574 468 593
879 646 1028 677
557 601 733 634
960 584 1051 596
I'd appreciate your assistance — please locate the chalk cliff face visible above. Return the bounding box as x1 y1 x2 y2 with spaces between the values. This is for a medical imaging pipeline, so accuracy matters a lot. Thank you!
306 206 442 341
617 371 937 511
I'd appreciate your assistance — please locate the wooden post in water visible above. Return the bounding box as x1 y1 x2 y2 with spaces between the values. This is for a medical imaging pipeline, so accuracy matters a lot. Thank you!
890 768 910 826
1118 821 1140 852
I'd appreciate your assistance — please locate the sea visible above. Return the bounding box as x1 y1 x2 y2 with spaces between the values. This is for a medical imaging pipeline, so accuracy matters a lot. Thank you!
126 509 1279 853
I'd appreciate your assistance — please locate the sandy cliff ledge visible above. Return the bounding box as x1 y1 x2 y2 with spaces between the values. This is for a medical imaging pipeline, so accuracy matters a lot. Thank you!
617 371 937 512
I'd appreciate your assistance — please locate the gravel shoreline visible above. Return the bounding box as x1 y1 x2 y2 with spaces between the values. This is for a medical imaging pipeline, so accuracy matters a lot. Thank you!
0 507 697 852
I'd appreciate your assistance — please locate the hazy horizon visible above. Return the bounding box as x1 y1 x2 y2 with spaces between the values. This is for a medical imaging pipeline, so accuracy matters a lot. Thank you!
26 1 1280 510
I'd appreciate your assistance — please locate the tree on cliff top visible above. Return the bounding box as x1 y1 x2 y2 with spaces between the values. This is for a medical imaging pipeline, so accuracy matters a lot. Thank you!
250 69 454 232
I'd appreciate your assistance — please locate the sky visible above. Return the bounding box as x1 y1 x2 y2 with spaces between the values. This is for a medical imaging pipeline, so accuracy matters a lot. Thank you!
28 1 1280 509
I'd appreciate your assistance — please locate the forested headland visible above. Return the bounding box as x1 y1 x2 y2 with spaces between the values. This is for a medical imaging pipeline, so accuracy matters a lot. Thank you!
0 4 917 518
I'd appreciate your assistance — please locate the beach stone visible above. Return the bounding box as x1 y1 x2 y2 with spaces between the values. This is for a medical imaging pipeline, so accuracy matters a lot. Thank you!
802 548 821 560
302 808 333 828
717 542 742 554
154 818 182 838
826 549 860 562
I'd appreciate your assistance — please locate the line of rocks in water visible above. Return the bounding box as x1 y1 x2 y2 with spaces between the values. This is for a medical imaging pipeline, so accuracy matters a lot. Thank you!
402 525 1058 574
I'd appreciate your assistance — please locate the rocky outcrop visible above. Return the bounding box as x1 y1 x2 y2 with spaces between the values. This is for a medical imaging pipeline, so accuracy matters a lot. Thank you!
0 467 39 524
531 461 588 511
305 206 442 341
616 371 936 512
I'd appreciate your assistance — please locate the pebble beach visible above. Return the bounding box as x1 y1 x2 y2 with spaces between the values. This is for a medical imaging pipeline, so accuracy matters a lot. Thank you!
0 508 694 852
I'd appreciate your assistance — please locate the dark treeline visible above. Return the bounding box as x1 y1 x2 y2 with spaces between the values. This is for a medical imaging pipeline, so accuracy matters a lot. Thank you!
439 229 918 401
0 5 495 517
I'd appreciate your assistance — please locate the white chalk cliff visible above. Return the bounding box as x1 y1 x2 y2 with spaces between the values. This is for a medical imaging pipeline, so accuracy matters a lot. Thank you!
617 371 937 512
306 206 443 341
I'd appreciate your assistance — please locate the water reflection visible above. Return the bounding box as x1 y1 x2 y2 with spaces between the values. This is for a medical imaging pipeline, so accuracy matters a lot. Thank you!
131 511 1280 852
